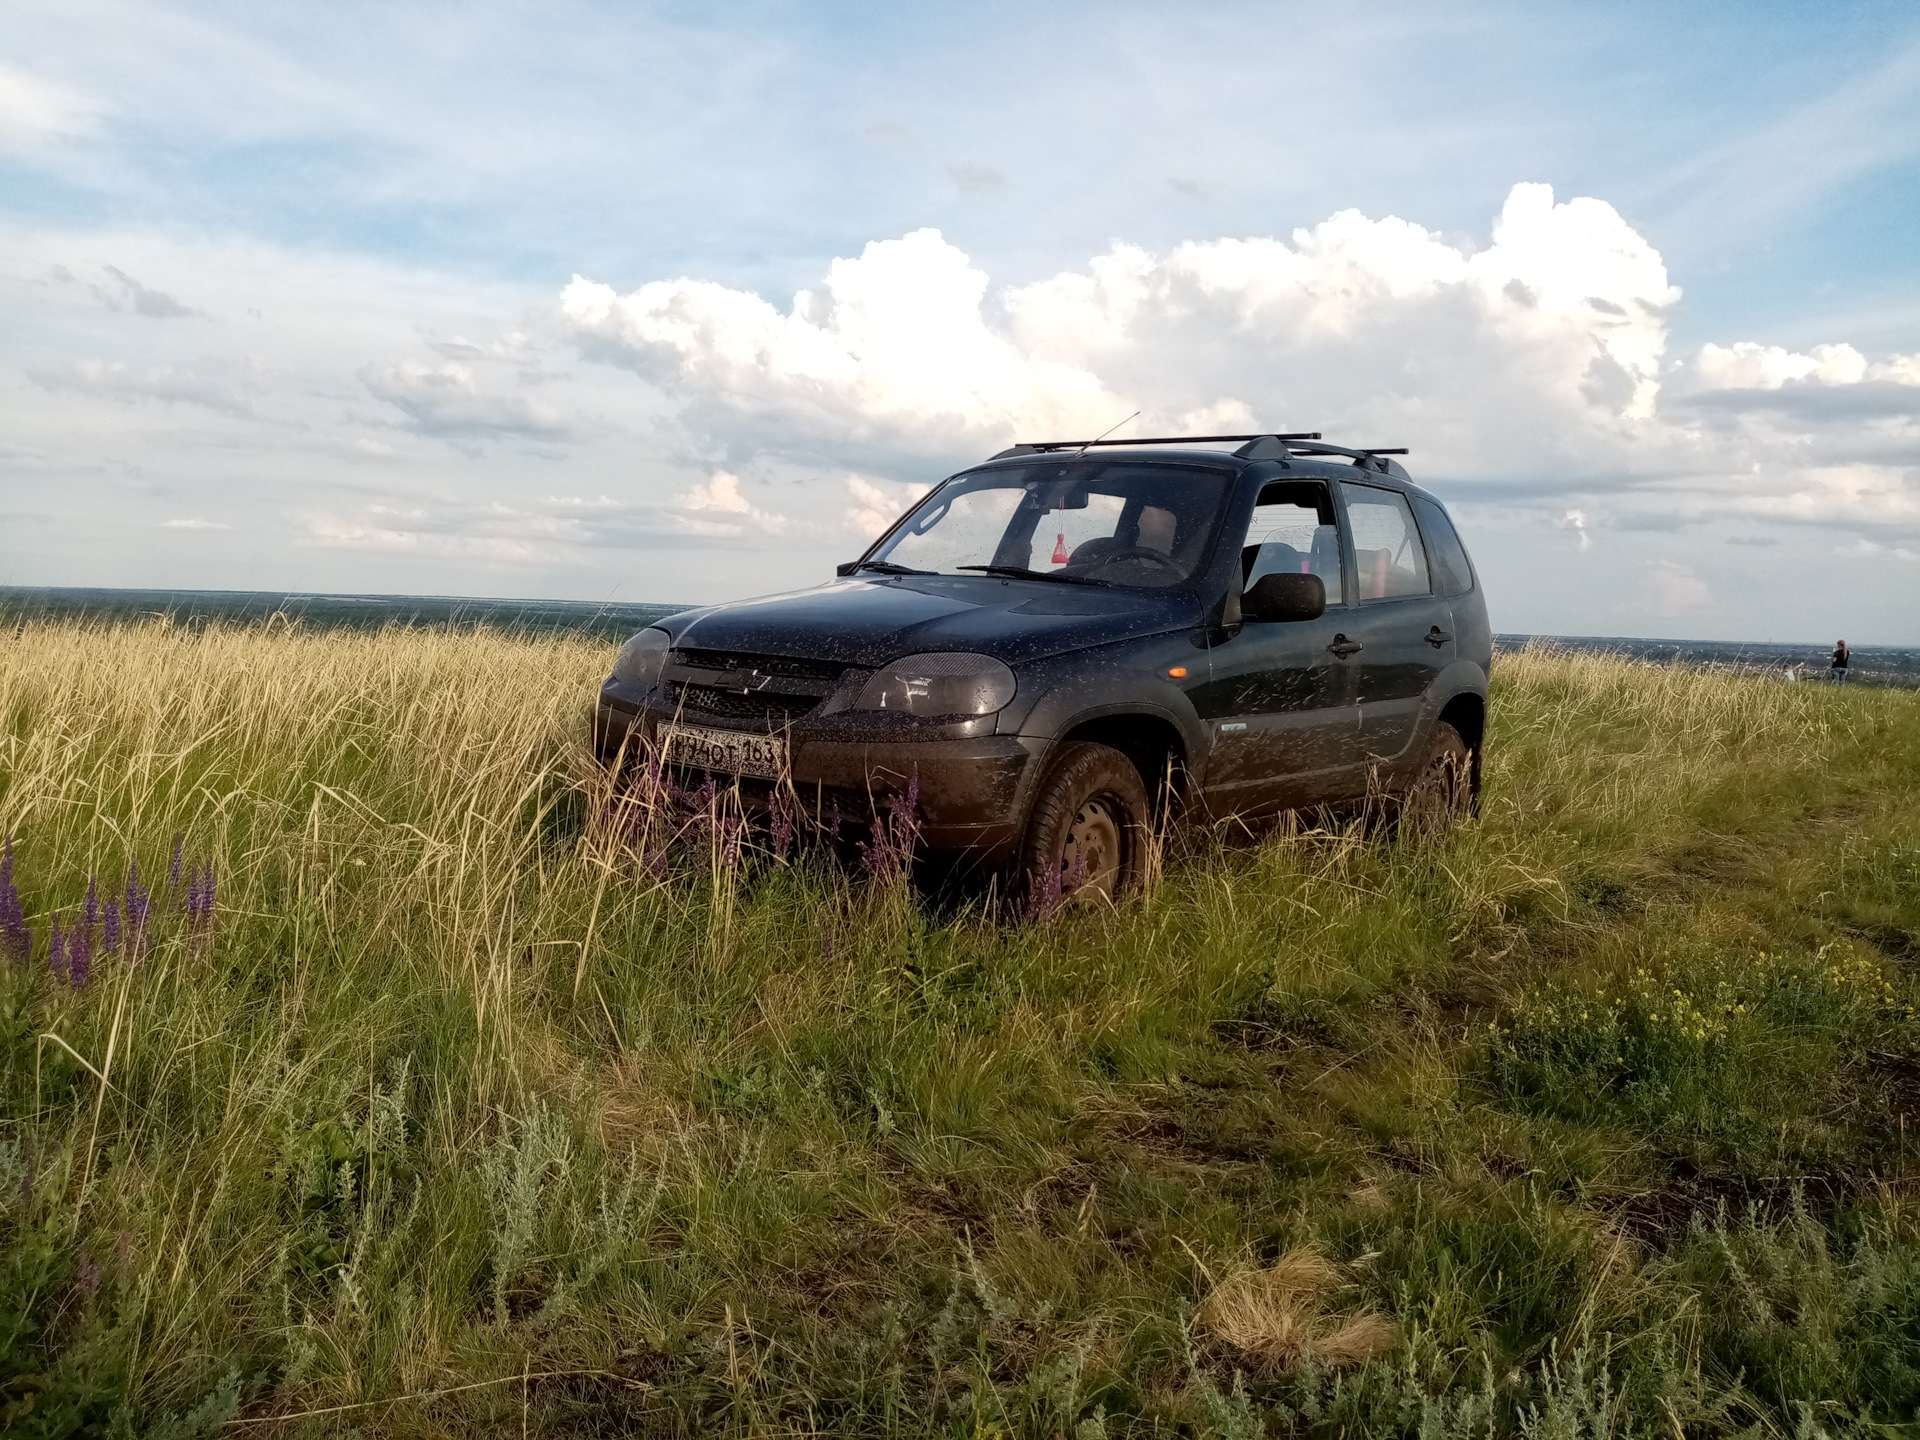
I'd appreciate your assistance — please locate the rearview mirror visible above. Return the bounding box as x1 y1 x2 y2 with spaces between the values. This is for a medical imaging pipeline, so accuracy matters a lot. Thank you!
1241 571 1326 623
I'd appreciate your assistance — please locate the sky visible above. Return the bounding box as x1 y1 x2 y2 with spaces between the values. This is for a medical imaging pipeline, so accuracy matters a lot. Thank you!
2 0 1918 642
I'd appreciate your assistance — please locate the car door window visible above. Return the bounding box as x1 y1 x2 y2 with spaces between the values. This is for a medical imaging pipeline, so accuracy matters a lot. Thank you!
1243 481 1346 605
1411 496 1475 598
1341 484 1430 600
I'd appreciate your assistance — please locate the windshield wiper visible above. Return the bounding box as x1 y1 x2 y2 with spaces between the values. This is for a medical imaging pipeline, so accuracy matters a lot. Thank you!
953 564 1113 587
852 559 933 576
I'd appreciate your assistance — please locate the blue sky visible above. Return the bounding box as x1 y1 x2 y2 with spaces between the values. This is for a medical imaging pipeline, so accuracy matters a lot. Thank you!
3 0 1918 640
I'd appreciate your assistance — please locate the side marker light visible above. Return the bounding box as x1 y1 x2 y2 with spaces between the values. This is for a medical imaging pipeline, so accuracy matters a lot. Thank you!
1166 666 1188 678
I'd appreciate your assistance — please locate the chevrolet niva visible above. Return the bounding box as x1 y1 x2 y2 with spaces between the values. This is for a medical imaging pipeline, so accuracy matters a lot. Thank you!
594 433 1490 903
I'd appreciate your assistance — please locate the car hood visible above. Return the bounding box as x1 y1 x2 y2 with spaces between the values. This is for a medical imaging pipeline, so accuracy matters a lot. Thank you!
657 575 1204 667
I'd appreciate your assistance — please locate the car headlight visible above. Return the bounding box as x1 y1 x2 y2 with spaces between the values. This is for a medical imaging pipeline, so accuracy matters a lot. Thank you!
610 628 672 685
854 652 1016 717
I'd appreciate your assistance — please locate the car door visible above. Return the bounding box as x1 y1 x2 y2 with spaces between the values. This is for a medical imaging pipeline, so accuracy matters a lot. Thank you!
1337 481 1454 775
1193 479 1365 814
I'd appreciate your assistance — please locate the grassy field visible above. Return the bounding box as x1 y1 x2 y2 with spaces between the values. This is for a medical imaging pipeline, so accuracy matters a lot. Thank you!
1 622 1918 1438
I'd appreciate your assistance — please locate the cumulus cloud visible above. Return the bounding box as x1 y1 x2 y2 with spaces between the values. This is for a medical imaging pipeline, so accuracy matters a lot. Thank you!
556 182 1696 502
359 359 574 441
560 227 1125 460
844 476 930 537
558 182 1920 553
671 471 796 535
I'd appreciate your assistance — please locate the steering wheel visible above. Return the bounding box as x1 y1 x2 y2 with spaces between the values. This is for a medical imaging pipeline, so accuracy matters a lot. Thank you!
1083 545 1184 575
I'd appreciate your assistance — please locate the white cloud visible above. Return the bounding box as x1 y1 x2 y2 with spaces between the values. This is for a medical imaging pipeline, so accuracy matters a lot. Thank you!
1641 560 1715 614
92 265 200 319
160 518 232 531
560 228 1126 457
359 359 575 441
561 185 1680 482
671 471 795 535
844 476 929 537
0 63 96 155
28 358 260 417
1837 538 1920 563
559 182 1919 551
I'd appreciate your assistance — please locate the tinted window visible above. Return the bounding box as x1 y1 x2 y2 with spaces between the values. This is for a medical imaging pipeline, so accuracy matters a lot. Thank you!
1340 483 1430 600
1411 496 1475 597
1242 480 1345 605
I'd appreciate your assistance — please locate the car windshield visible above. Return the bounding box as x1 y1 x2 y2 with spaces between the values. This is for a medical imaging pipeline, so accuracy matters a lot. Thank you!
866 460 1232 589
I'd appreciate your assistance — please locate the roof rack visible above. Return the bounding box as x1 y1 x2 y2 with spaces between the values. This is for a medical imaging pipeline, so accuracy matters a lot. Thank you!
999 432 1320 456
989 432 1411 475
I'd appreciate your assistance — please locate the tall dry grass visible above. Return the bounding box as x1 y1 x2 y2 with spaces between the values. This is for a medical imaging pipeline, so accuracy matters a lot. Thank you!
0 622 1917 1436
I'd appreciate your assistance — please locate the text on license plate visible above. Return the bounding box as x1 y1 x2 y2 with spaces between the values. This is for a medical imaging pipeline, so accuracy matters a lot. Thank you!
662 724 787 780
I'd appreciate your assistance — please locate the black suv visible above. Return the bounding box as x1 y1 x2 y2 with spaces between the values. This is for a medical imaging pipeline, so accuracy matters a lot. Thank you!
595 434 1491 901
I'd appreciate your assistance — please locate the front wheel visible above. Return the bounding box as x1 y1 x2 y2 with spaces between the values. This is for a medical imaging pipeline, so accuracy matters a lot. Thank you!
1018 742 1151 910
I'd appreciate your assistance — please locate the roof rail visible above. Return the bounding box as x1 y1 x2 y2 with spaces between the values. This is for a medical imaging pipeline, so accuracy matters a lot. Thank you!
989 433 1411 477
992 432 1320 459
1284 440 1410 475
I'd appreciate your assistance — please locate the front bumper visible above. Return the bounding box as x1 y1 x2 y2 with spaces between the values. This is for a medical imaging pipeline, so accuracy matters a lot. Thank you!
594 684 1043 867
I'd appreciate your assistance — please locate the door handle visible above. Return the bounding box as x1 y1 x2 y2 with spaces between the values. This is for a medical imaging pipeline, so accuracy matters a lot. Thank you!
1327 634 1363 657
1425 626 1452 648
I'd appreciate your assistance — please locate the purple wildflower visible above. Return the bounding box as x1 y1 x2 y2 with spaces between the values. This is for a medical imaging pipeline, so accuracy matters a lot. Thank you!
859 772 923 880
202 861 216 916
770 795 795 862
49 918 66 983
168 834 184 892
68 920 92 990
721 813 744 872
0 840 26 963
1024 856 1067 922
126 865 151 964
83 875 99 927
102 898 121 953
0 840 28 964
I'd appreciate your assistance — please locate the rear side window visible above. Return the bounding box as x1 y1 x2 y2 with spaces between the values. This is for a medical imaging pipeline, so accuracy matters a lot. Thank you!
1411 496 1475 598
1340 483 1430 600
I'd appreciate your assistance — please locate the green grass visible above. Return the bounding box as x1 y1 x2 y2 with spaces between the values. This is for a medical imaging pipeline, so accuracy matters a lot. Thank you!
1 622 1918 1437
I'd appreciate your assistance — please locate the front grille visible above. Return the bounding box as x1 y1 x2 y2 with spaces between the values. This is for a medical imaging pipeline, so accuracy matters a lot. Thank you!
671 648 845 682
670 685 819 726
662 648 849 730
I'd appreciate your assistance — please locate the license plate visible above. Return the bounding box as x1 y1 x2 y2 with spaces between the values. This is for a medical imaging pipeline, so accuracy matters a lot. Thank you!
662 723 788 780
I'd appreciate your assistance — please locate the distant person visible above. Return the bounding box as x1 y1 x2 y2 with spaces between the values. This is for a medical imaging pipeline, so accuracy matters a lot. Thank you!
1782 663 1798 683
1830 640 1850 683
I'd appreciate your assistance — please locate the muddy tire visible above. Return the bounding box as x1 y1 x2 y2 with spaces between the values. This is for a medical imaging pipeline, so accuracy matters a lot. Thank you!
1019 742 1150 910
1399 721 1473 835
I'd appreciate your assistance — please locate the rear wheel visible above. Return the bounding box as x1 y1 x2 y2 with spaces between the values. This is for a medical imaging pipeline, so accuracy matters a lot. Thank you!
1019 742 1150 909
1399 721 1472 834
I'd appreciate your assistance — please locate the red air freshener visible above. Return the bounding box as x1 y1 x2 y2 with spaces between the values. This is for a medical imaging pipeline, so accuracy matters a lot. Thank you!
1051 532 1068 564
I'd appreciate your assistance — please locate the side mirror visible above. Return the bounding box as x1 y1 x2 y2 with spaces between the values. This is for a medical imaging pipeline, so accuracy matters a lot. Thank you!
1241 571 1326 623
835 561 859 577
